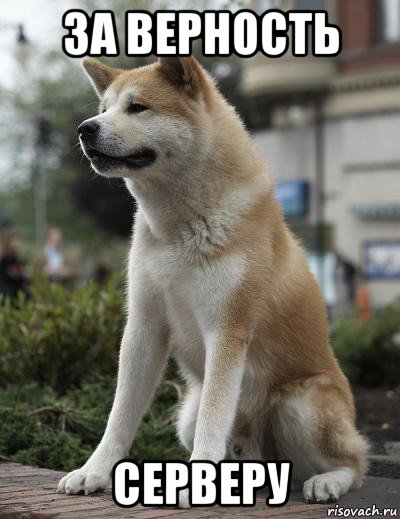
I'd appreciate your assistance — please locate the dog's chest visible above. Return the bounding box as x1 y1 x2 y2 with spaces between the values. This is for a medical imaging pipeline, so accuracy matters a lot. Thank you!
145 244 245 347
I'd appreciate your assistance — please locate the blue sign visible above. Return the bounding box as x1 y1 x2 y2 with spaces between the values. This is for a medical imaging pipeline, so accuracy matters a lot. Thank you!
363 241 400 279
276 180 309 218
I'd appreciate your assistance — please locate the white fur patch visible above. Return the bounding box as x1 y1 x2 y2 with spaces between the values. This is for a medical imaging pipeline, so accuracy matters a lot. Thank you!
144 245 246 353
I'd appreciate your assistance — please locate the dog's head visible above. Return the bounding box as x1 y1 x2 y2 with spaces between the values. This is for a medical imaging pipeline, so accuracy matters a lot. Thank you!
79 57 213 179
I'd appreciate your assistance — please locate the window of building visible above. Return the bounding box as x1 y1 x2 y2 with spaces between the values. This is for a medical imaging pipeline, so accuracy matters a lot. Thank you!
257 0 326 12
378 0 400 43
295 0 326 10
256 0 328 53
294 0 326 50
256 0 287 14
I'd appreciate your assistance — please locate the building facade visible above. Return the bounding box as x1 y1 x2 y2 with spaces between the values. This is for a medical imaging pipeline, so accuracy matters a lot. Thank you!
243 0 400 308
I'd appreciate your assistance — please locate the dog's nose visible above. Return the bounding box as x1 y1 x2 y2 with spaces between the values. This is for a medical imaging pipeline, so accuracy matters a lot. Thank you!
78 120 99 140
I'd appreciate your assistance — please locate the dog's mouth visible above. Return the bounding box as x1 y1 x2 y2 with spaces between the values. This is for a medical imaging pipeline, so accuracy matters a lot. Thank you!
85 147 157 170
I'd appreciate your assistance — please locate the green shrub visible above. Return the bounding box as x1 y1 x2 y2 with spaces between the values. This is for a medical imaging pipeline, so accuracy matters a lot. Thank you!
0 274 125 393
0 275 187 469
0 379 187 470
331 299 400 386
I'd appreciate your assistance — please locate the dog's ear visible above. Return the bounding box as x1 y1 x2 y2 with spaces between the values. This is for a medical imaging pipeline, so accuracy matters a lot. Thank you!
158 57 204 99
81 58 121 97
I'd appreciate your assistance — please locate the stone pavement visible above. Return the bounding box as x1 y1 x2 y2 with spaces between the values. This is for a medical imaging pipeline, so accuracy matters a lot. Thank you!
0 463 399 518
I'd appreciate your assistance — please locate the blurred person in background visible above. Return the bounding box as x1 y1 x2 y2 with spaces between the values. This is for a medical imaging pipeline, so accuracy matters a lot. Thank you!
335 251 357 304
94 263 111 287
0 228 28 300
333 251 358 320
42 227 72 282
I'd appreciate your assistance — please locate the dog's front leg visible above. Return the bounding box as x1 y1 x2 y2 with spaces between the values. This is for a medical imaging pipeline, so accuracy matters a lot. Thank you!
191 332 248 462
178 331 248 508
57 280 168 496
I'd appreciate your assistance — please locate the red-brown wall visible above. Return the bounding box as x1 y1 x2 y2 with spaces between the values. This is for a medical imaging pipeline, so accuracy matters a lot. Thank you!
339 0 376 49
337 0 400 72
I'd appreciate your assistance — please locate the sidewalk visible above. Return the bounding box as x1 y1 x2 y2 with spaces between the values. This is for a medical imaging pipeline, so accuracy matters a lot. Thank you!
0 463 399 518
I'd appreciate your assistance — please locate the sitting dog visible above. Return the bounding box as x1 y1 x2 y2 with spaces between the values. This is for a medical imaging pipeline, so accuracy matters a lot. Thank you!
57 56 368 505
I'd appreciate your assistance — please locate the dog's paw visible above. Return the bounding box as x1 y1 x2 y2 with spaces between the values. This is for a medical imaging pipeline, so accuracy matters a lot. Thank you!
57 465 110 496
178 488 191 509
303 474 340 504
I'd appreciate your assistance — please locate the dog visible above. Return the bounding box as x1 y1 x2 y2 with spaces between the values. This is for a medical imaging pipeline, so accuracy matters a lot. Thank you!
57 56 368 506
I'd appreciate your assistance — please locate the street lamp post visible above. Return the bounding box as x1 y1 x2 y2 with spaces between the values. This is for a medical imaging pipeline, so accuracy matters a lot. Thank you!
0 21 28 44
314 94 326 299
32 117 50 246
16 24 28 44
0 22 49 247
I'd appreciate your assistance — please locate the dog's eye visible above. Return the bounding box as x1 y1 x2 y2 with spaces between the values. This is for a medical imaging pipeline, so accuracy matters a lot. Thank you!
127 103 148 114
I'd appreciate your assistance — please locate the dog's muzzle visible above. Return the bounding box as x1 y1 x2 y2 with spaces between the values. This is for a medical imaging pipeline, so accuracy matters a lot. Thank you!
78 121 157 170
